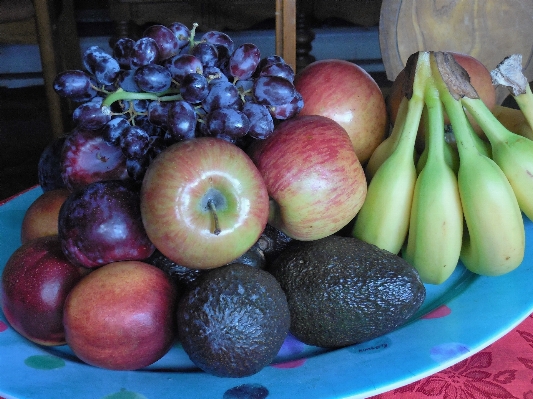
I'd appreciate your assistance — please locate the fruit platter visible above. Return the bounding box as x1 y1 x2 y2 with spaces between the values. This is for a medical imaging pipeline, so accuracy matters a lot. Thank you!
3 20 533 399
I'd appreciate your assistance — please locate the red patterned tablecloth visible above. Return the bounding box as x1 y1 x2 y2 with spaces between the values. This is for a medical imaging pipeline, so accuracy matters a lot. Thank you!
372 313 533 399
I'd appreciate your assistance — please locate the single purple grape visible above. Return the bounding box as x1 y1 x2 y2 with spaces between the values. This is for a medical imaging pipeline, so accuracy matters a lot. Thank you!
259 62 295 83
201 80 241 113
143 24 180 60
116 69 141 92
164 53 203 83
147 101 172 128
235 79 254 102
254 55 285 77
192 42 219 67
167 100 198 141
132 99 150 113
136 114 166 137
72 97 111 130
113 37 135 69
203 66 229 84
268 91 304 120
121 125 152 159
180 72 209 103
201 31 234 61
253 75 296 106
168 22 191 49
126 156 150 183
229 43 261 80
241 102 274 139
206 107 250 142
134 64 172 93
130 37 160 68
82 46 121 86
53 70 97 102
102 116 130 145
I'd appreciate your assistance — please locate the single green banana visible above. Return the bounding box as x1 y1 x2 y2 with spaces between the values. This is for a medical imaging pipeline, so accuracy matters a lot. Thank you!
466 54 533 221
462 96 533 221
433 51 525 276
353 51 431 254
365 96 409 180
403 79 463 284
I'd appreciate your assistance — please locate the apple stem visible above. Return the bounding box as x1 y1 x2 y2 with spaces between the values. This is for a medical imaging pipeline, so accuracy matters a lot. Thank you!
207 199 221 235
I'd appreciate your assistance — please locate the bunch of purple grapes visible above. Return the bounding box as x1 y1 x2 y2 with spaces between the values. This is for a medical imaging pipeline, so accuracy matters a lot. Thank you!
53 22 303 183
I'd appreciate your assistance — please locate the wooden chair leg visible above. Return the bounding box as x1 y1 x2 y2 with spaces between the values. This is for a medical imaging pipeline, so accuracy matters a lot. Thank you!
33 0 64 139
275 0 296 71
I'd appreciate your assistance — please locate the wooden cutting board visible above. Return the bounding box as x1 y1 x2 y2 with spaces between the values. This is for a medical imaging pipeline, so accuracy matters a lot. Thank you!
379 0 533 103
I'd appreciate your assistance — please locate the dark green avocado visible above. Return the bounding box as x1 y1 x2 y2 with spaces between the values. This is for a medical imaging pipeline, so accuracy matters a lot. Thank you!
176 263 290 378
268 235 426 348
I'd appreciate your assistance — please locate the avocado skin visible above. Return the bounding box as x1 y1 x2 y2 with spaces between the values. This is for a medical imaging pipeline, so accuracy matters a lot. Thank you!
176 263 290 378
268 235 426 348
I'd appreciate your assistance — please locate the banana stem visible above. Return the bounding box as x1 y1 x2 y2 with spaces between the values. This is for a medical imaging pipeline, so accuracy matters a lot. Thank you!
423 79 446 165
513 85 533 133
431 52 490 159
490 54 533 133
392 52 432 159
461 97 515 145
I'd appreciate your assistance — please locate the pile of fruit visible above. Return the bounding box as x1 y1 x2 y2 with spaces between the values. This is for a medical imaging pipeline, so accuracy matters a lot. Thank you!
2 19 533 379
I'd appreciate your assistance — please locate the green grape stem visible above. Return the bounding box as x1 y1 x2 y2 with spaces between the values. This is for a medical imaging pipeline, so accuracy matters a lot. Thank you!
101 88 183 115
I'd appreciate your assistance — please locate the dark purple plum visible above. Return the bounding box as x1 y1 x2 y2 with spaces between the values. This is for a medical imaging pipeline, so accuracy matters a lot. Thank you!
38 137 67 192
58 180 155 268
1 235 87 345
60 128 129 191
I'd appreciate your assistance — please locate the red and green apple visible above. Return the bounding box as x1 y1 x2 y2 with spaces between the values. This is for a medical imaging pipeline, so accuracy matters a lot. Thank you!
140 136 270 269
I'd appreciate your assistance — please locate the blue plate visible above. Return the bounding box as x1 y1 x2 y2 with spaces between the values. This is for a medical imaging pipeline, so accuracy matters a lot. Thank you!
1 186 533 399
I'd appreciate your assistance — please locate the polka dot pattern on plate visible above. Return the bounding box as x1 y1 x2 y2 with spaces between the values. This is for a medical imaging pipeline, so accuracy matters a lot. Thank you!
24 354 66 370
430 342 470 363
223 383 269 399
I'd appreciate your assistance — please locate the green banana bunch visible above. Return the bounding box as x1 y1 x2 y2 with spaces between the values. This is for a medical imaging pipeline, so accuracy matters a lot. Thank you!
402 78 463 284
432 51 525 276
352 52 431 254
